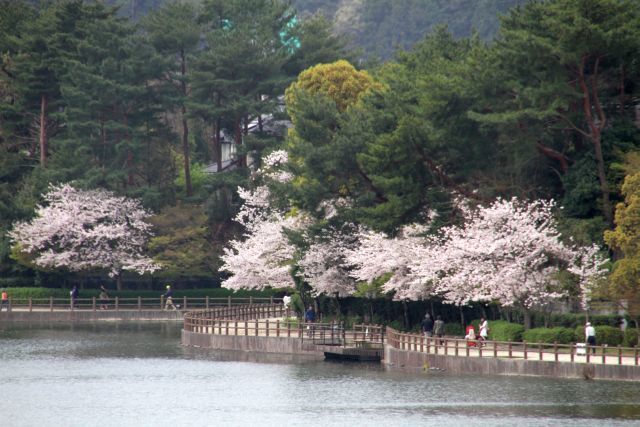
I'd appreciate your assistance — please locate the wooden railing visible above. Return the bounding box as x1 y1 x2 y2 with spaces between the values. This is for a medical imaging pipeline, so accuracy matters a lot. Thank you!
386 328 640 366
186 319 384 347
1 296 281 312
184 306 383 347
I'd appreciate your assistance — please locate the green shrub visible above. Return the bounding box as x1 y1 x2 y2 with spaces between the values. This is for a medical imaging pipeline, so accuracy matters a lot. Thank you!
523 327 576 344
487 320 524 342
595 326 624 346
468 319 524 341
387 320 404 331
575 325 623 346
546 313 622 329
623 328 639 348
444 322 464 336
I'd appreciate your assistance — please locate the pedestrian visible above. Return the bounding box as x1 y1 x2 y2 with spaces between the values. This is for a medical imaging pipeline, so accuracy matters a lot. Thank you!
479 317 489 344
304 306 315 323
585 322 596 354
421 313 433 338
283 294 291 310
434 315 445 344
163 284 176 310
70 286 79 310
1 289 8 311
619 317 628 332
99 285 109 310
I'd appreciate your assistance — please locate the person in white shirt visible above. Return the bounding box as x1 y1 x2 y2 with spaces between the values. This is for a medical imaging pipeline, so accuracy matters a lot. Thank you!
282 294 291 309
479 318 489 341
585 322 596 354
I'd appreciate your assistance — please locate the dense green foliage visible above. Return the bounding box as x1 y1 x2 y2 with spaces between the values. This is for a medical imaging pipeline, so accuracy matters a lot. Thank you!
522 327 576 344
485 320 525 342
0 0 349 289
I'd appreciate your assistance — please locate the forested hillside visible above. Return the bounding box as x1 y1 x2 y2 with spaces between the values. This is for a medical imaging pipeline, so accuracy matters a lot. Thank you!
293 0 528 59
104 0 527 59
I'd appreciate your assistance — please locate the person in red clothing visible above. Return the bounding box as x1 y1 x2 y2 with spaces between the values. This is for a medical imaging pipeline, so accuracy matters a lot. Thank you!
1 290 8 311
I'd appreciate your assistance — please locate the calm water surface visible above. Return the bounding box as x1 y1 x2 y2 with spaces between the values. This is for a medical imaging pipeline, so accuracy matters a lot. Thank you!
1 322 640 427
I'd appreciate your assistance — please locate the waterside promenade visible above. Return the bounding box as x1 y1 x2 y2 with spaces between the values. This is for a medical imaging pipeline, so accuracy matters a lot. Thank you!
182 304 640 382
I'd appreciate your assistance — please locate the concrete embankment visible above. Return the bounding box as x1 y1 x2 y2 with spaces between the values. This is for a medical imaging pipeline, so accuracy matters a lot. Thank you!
181 329 325 360
383 346 640 381
0 310 184 322
182 328 640 381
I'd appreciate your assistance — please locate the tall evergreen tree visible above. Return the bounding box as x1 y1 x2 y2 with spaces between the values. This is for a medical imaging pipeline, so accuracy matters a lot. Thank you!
144 0 201 197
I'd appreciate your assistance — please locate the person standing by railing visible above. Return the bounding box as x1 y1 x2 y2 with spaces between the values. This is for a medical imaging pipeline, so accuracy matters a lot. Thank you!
70 286 79 310
421 314 433 338
99 285 109 310
283 294 291 314
304 306 315 337
585 322 596 354
479 317 489 345
1 289 8 311
163 285 176 311
434 316 445 345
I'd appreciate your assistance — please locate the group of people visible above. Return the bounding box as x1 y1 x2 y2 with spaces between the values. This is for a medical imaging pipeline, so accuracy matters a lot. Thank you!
421 314 490 346
69 285 110 309
420 313 447 343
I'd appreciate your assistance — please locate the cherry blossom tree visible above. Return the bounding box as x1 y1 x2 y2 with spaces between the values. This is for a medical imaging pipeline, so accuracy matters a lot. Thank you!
345 197 607 328
427 198 607 328
220 166 308 290
345 224 441 301
10 184 159 289
298 227 357 297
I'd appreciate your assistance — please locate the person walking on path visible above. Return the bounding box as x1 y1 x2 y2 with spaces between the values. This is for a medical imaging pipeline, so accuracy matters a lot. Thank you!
304 306 316 338
304 306 315 323
434 316 445 344
479 318 489 345
585 322 596 354
70 286 79 310
421 314 434 338
163 285 176 310
99 285 109 310
1 289 8 311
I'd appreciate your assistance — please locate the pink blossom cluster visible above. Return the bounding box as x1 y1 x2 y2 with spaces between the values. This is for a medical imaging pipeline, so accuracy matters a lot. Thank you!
10 184 160 277
346 198 607 309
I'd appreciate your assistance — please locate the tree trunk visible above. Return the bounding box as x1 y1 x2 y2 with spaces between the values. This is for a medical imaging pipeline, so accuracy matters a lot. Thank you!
180 49 192 197
39 94 48 168
523 308 532 330
459 306 465 326
402 300 410 329
116 274 123 291
234 116 245 167
578 56 613 226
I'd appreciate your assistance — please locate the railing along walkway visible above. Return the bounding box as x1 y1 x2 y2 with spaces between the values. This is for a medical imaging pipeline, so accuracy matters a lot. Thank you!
184 304 384 347
387 328 640 366
1 296 281 312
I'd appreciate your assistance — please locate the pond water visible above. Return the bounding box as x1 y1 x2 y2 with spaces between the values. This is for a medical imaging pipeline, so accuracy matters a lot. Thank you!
1 322 640 426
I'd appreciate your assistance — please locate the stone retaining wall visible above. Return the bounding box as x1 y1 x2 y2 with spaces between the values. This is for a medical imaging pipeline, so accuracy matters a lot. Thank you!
384 346 640 381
